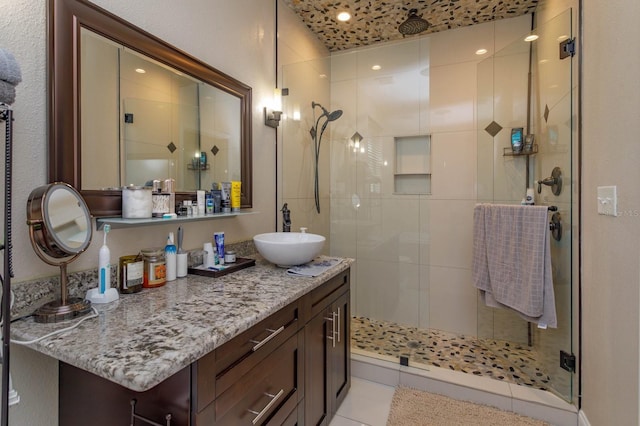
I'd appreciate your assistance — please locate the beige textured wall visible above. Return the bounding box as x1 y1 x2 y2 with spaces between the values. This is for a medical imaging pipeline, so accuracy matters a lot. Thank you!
581 0 640 424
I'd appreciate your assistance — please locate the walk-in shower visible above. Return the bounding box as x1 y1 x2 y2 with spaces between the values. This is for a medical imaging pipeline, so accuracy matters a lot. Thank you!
281 8 575 403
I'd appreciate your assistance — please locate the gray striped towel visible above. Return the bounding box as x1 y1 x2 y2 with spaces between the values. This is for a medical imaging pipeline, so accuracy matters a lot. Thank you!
472 203 557 328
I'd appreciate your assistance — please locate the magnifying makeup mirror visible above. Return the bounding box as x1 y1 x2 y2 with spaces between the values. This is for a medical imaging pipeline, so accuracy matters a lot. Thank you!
26 182 93 323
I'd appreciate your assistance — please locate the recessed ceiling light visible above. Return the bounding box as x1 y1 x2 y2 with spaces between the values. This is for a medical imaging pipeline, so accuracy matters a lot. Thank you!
319 73 327 79
371 65 382 71
135 68 146 74
337 11 351 22
475 48 488 55
524 34 539 42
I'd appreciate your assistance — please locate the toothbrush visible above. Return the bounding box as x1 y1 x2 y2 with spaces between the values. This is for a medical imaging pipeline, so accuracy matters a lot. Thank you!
98 224 111 294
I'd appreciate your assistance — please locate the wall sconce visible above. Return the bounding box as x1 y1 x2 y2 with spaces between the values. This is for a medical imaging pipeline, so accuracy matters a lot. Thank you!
264 88 283 128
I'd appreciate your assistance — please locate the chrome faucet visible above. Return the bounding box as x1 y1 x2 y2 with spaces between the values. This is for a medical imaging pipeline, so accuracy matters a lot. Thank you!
281 203 291 232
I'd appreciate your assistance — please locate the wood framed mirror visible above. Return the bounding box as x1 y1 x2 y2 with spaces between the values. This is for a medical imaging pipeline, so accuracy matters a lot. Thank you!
49 0 252 217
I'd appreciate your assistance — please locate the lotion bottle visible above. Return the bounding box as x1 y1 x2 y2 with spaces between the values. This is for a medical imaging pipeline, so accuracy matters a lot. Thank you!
165 232 177 281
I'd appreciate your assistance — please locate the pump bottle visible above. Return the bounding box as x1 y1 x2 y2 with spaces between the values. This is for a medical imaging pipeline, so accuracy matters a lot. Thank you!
165 232 177 281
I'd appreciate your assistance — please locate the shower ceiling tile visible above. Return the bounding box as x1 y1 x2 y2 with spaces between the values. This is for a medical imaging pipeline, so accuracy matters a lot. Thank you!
282 0 538 52
484 120 503 137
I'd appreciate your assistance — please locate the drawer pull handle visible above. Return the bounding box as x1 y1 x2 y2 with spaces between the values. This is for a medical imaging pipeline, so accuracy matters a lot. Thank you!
325 312 337 347
336 307 341 343
250 326 285 352
247 389 284 425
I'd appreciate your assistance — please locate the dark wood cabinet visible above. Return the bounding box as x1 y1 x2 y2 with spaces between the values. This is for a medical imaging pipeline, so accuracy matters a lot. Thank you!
59 268 350 426
59 362 191 426
304 272 351 426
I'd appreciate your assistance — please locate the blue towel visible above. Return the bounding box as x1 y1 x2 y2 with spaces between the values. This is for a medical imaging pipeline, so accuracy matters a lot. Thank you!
0 48 22 85
0 48 21 105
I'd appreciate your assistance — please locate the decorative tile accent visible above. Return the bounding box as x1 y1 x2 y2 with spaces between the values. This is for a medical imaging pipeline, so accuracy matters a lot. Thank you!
485 120 503 137
282 0 538 52
352 316 552 391
211 145 219 156
167 142 177 153
544 104 550 123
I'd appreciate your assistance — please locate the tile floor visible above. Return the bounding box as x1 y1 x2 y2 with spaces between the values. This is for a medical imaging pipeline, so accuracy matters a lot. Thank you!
330 358 578 426
351 316 552 391
329 378 395 426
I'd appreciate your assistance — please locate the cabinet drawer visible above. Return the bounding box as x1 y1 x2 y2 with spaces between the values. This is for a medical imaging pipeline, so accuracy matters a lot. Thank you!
308 271 349 317
196 332 300 425
196 299 300 410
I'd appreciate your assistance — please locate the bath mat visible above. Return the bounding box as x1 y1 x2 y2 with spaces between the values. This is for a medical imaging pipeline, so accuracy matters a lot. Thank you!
386 387 550 426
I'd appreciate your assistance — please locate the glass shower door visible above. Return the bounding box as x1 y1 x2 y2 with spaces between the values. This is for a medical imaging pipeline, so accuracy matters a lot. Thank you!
476 9 574 401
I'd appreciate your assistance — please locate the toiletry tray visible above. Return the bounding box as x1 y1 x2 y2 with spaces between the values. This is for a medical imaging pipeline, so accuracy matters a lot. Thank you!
188 257 256 278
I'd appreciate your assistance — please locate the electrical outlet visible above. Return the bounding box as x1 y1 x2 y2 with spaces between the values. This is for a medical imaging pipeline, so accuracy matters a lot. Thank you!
597 186 617 216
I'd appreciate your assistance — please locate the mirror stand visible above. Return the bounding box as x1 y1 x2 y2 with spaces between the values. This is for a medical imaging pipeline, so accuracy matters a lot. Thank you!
28 233 92 323
26 182 94 323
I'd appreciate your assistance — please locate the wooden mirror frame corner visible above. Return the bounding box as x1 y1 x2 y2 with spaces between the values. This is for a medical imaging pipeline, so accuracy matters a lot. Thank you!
49 0 253 217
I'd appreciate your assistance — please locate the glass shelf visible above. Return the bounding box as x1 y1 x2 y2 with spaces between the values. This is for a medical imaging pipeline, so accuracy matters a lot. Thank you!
96 211 257 230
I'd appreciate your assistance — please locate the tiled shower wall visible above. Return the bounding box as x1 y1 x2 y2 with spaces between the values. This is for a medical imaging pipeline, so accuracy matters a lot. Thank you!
327 15 531 337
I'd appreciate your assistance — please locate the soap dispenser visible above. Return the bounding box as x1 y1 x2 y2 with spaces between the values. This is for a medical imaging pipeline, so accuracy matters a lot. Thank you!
165 232 177 281
86 224 119 304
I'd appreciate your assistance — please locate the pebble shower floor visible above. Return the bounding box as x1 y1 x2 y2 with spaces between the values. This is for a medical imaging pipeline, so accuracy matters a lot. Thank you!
351 316 552 391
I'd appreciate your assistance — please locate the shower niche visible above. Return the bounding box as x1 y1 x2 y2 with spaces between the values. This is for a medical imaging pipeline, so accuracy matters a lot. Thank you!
393 135 431 195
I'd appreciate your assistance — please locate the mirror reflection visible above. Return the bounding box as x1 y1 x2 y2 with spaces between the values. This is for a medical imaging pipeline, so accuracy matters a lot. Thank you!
44 186 91 252
80 29 241 192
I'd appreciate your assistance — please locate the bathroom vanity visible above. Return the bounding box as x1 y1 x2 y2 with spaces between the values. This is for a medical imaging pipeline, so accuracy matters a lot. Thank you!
11 257 352 425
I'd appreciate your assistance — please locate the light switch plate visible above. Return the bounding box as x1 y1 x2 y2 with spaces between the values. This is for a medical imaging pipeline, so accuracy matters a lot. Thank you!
597 186 617 216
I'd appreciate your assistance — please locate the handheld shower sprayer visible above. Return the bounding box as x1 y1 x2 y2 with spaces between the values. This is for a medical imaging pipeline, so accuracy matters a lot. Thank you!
310 102 343 213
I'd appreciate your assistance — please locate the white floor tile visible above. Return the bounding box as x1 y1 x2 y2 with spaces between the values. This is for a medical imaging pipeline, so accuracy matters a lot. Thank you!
334 378 395 426
329 414 371 426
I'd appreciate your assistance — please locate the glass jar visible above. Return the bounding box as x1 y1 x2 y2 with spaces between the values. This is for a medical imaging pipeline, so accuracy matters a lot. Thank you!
118 254 144 294
141 248 166 288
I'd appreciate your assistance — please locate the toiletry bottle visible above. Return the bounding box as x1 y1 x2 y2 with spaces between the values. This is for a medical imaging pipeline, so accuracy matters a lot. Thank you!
99 224 111 293
525 188 535 205
176 226 188 278
205 191 214 215
165 232 177 281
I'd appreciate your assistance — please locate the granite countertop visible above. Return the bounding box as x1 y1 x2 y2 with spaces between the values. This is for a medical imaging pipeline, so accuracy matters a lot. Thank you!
11 256 352 392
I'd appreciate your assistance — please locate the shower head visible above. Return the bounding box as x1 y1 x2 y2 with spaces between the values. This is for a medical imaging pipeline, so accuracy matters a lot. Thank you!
398 9 430 36
312 101 342 122
327 109 343 122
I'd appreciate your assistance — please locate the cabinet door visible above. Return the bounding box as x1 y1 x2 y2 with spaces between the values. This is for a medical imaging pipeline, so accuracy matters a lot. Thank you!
304 307 331 426
329 291 350 412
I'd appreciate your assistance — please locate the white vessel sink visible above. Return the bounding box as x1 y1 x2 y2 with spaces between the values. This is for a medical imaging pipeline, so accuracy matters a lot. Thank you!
253 232 325 267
